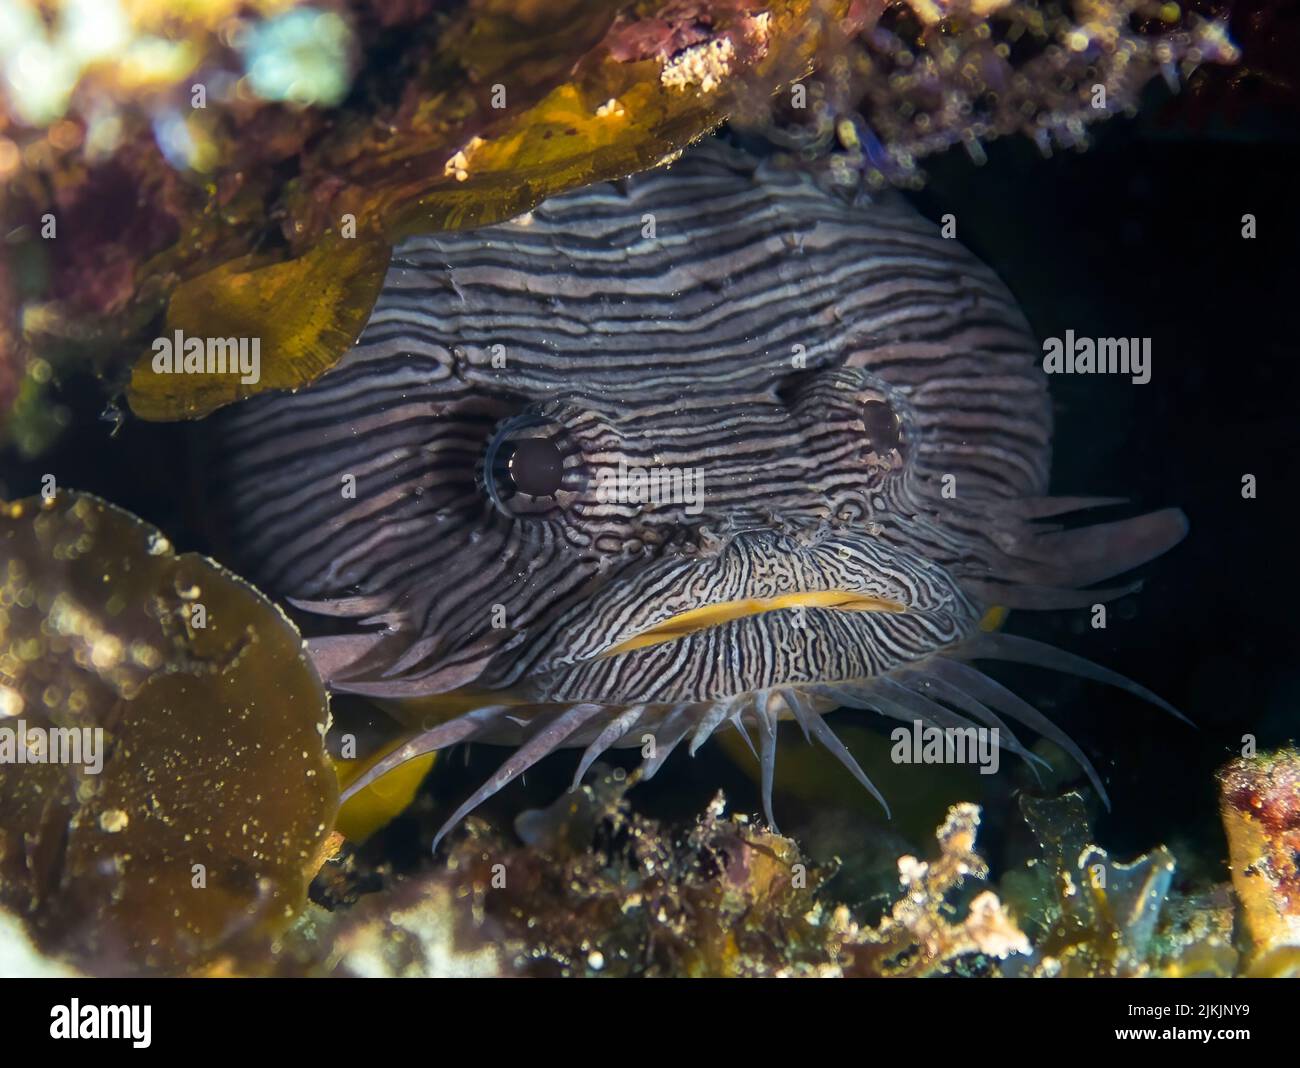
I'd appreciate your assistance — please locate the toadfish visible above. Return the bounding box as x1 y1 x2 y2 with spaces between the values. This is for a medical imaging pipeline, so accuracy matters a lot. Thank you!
217 141 1187 844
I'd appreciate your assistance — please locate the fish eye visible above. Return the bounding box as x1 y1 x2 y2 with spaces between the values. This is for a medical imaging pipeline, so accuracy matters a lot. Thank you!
482 414 578 516
505 436 565 496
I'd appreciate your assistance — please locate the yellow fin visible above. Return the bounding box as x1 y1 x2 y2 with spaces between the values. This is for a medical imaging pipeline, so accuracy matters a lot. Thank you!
979 605 1009 632
333 739 436 843
332 687 531 839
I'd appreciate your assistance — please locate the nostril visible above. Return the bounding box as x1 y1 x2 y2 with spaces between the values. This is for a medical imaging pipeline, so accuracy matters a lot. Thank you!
774 371 812 411
775 368 909 464
861 398 902 454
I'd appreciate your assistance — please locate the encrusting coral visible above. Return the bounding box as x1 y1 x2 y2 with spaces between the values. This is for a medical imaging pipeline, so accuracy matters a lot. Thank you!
1218 747 1300 976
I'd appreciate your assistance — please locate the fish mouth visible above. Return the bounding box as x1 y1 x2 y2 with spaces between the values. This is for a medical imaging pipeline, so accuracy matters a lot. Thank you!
516 523 976 703
599 590 907 658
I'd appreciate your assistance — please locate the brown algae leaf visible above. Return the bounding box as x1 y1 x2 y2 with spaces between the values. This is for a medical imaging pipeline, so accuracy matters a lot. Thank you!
0 492 336 974
6 0 1233 431
301 0 849 241
126 233 389 421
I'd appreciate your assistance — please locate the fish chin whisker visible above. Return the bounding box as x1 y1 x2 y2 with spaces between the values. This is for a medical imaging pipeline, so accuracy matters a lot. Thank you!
339 704 513 806
572 704 646 789
923 656 1111 809
782 686 817 743
812 682 880 713
728 707 758 759
430 702 605 851
815 676 1045 779
685 687 891 831
784 687 891 818
951 631 1190 724
754 691 779 834
639 705 694 780
817 659 1115 806
688 699 737 757
875 676 1004 738
893 668 1051 779
356 623 1180 852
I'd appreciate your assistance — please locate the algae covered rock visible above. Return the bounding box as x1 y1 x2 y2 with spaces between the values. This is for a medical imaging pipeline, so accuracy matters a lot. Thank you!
0 491 336 974
1 0 1243 431
1219 746 1300 976
999 792 1237 977
286 771 1030 978
2 0 860 424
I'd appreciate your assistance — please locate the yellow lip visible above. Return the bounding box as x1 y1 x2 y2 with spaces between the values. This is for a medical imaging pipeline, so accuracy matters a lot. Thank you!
600 590 906 657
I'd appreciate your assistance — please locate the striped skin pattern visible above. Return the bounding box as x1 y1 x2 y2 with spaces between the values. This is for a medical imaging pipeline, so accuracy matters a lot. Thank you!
216 141 1187 842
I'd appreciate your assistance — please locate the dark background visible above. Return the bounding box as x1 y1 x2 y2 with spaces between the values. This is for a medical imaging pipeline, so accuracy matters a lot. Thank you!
904 94 1299 874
